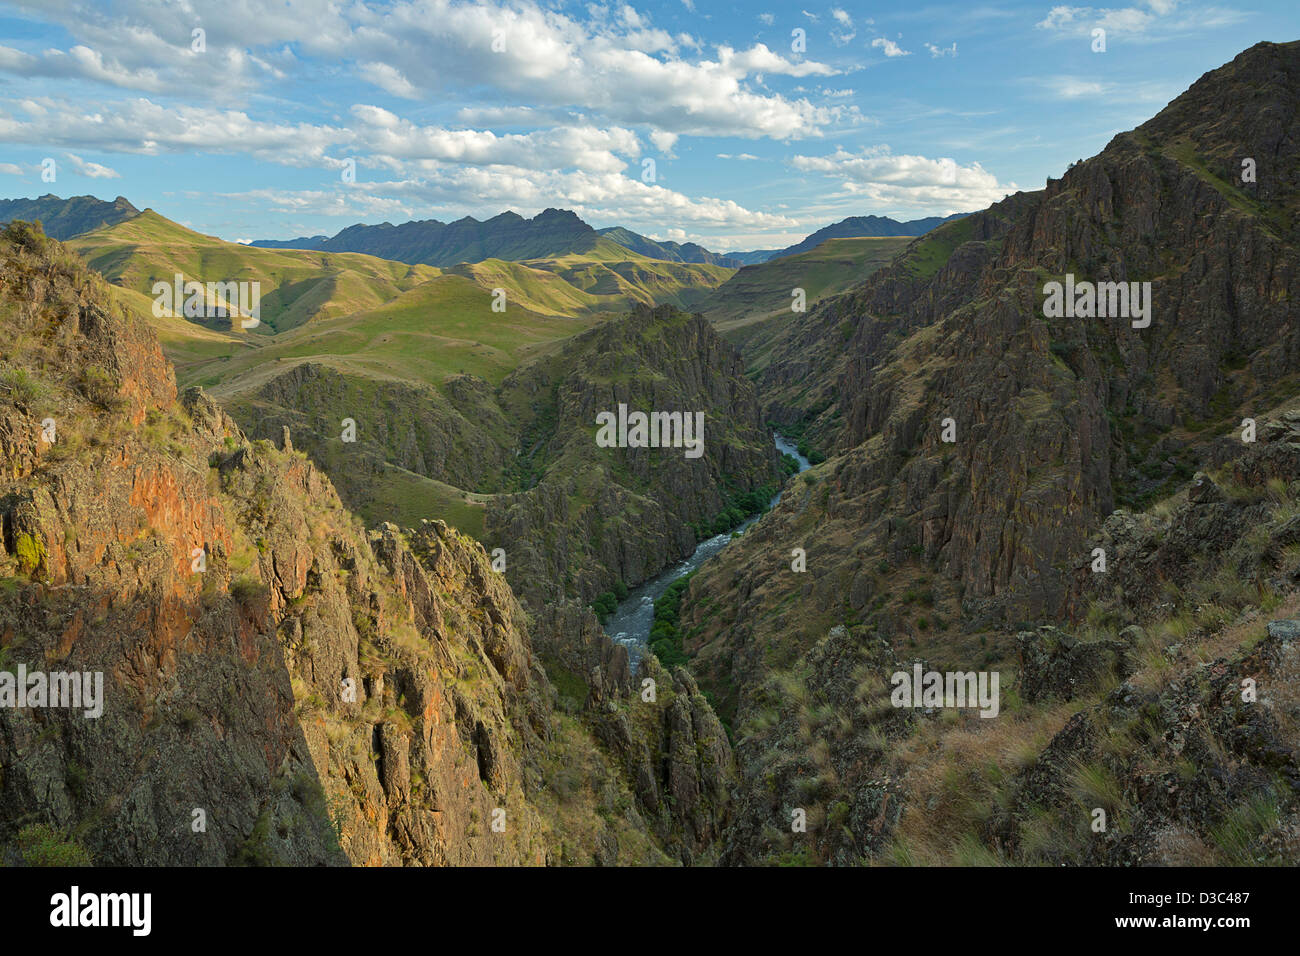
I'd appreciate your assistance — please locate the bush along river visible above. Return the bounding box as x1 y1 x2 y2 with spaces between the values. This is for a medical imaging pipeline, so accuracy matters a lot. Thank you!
599 432 813 670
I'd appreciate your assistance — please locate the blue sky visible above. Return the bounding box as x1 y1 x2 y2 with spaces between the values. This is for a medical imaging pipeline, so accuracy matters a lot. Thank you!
0 0 1295 251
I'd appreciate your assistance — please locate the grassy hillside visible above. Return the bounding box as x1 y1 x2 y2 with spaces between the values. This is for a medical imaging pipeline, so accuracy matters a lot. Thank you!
70 210 731 394
701 237 910 341
59 205 741 548
189 274 600 397
443 242 732 316
68 210 440 335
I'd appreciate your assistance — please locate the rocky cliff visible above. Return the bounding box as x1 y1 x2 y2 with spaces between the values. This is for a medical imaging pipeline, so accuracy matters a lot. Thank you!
676 40 1300 865
0 221 699 866
487 303 781 607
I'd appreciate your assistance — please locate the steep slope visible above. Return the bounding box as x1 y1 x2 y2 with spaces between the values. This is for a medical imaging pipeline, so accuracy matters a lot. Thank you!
597 227 743 268
485 304 783 608
767 213 968 260
698 236 911 346
678 40 1300 865
223 299 781 595
69 209 439 335
723 213 967 265
0 194 139 240
0 220 712 866
720 248 781 266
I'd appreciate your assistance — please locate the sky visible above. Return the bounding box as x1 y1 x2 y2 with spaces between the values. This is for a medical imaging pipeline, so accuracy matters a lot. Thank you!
0 0 1295 252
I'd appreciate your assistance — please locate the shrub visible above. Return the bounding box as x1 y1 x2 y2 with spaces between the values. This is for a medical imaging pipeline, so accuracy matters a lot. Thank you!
14 532 45 577
1 220 50 256
589 591 618 622
230 575 267 608
77 365 122 410
5 824 92 866
1 367 50 406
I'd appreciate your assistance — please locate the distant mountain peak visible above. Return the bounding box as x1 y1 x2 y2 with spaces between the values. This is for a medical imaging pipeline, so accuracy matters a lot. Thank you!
250 206 600 266
728 212 972 264
594 225 741 268
0 193 140 240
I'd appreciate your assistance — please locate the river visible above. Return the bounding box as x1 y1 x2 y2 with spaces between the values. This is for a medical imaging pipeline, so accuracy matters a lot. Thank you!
602 433 813 668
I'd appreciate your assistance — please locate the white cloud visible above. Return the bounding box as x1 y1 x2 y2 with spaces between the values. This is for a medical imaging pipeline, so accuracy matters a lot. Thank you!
0 96 657 177
649 129 679 154
333 1 843 141
925 42 958 57
350 106 642 173
790 145 1017 213
3 0 848 143
759 13 775 25
358 62 418 99
0 97 346 167
63 152 120 178
1034 1 1236 39
1046 77 1110 97
871 37 911 58
1036 76 1178 102
831 8 853 27
0 162 24 175
222 168 798 236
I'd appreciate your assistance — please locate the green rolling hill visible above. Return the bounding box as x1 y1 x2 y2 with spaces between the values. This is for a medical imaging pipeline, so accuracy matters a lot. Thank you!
699 236 912 364
69 210 440 335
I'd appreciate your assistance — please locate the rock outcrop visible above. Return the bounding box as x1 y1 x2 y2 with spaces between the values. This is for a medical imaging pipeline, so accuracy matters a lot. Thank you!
676 41 1300 866
0 221 674 865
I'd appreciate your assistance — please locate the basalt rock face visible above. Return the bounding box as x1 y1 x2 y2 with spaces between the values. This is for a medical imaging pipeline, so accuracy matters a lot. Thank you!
0 223 672 866
487 303 781 607
583 655 735 864
227 302 779 618
679 42 1300 865
741 40 1299 623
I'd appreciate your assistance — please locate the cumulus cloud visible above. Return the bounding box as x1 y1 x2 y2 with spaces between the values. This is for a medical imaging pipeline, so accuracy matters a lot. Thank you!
1 0 846 143
332 1 844 141
350 106 642 173
0 97 346 167
222 167 798 236
871 37 911 57
0 96 655 177
64 152 120 178
790 145 1017 213
0 0 890 244
358 62 418 99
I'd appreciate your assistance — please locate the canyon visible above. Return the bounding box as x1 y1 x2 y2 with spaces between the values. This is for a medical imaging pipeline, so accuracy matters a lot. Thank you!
2 40 1299 868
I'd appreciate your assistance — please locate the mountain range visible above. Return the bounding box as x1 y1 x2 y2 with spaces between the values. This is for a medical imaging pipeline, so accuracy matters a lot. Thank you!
250 208 960 270
1 192 967 277
0 193 139 240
